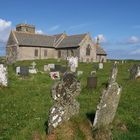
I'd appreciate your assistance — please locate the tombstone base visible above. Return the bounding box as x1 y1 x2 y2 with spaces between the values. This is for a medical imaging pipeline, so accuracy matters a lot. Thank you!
93 128 112 140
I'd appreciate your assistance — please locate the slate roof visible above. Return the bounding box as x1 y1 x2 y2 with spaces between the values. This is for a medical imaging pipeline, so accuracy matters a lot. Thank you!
14 31 55 47
96 46 107 55
56 34 87 48
13 31 87 48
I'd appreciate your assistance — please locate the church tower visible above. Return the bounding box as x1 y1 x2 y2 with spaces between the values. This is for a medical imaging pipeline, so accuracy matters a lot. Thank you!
16 24 35 33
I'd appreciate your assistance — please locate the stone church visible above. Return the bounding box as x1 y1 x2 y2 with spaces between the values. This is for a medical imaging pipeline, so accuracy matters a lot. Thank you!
6 24 107 63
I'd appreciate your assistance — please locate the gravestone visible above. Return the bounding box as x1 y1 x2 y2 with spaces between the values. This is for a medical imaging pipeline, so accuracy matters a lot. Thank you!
60 66 67 73
16 66 20 75
93 63 122 129
48 72 81 133
77 71 83 76
44 65 50 72
20 66 29 77
99 62 103 69
68 56 78 72
0 64 8 86
129 64 140 80
29 61 37 74
55 64 61 71
87 71 97 89
48 64 55 69
93 63 98 71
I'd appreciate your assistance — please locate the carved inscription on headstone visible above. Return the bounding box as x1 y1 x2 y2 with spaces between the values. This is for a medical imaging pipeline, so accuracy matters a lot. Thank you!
48 72 81 133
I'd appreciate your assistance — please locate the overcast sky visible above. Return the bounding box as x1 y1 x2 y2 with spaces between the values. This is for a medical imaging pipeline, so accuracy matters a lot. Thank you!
0 0 140 59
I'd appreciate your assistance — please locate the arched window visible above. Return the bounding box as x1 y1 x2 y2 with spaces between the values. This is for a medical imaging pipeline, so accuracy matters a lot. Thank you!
86 45 91 56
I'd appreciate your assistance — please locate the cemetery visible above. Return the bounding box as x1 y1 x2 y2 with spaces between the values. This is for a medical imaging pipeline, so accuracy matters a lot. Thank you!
0 59 140 140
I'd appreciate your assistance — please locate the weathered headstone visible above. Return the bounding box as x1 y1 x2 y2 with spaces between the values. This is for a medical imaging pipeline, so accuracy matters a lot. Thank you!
44 65 50 72
20 66 29 77
55 64 61 71
48 64 55 69
60 66 67 73
99 62 103 69
129 64 140 80
77 71 83 76
48 72 81 133
68 56 78 72
93 63 98 71
87 71 97 89
93 63 122 129
0 64 8 86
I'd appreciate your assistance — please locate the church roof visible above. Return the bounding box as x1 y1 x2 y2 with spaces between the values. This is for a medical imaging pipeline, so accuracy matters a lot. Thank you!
13 31 87 48
14 31 55 47
96 45 107 55
56 34 87 48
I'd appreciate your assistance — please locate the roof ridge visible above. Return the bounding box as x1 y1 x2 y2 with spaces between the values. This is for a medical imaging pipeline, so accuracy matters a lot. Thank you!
67 33 88 37
13 30 55 37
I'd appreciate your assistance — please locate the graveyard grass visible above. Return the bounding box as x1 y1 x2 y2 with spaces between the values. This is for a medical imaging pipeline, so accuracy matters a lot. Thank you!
0 59 140 140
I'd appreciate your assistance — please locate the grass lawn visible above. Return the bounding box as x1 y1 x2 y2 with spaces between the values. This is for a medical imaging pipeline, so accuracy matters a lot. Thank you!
0 59 140 140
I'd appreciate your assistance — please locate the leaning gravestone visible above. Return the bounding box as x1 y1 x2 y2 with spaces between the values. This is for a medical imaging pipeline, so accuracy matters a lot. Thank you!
48 72 81 134
93 63 122 129
0 64 8 87
129 64 140 80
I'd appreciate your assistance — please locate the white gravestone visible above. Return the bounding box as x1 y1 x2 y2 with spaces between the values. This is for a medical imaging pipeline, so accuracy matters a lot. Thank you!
77 71 83 76
0 64 8 86
44 65 50 72
48 64 55 69
99 62 103 69
16 66 20 75
68 57 78 72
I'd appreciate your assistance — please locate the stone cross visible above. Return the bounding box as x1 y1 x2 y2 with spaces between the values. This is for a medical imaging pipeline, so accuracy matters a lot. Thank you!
48 72 81 134
0 64 8 87
31 61 36 69
93 63 122 129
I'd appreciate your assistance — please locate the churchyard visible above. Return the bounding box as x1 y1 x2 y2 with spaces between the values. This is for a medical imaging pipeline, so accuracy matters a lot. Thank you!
0 59 140 140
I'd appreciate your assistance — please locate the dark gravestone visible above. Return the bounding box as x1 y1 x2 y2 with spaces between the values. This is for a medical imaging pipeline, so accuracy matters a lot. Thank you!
48 72 81 134
87 76 97 89
55 65 61 71
60 66 67 73
20 66 29 76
